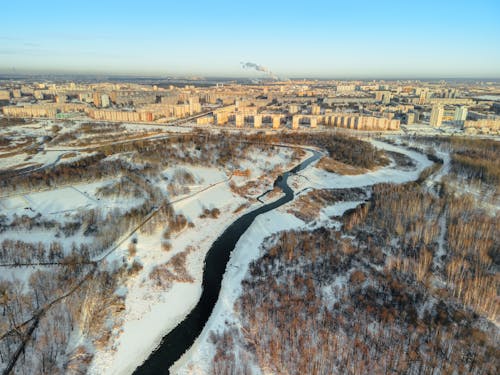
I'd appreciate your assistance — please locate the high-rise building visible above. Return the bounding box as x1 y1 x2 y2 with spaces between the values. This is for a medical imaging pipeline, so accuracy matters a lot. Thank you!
404 112 416 125
336 85 356 93
375 91 391 104
55 94 67 103
311 104 320 115
34 90 44 100
430 105 444 127
453 106 468 126
289 104 300 114
253 114 262 128
375 91 384 101
101 94 110 108
419 90 428 105
0 90 10 101
382 92 391 105
93 92 102 107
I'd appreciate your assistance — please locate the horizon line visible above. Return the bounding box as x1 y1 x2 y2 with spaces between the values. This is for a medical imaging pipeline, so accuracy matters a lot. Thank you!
0 71 499 82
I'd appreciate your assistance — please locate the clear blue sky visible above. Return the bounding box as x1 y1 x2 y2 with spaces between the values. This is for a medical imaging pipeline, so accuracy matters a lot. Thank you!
1 0 499 78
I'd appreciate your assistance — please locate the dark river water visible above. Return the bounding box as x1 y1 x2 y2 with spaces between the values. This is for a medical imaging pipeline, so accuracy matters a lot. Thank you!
133 149 321 375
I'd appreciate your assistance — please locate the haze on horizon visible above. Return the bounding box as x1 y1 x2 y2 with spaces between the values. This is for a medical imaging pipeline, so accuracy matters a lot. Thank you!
1 0 499 79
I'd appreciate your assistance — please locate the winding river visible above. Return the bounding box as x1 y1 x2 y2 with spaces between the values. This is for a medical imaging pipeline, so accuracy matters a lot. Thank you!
133 149 322 375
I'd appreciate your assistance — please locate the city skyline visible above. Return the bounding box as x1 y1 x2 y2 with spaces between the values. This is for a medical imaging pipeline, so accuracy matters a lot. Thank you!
1 0 500 78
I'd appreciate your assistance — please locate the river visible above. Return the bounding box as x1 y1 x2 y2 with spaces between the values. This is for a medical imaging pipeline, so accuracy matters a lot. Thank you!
133 149 322 374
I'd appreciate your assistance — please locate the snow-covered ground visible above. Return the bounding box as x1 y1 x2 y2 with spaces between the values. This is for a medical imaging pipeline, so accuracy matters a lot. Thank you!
0 179 144 221
121 123 193 133
400 123 463 136
0 149 68 171
172 140 433 374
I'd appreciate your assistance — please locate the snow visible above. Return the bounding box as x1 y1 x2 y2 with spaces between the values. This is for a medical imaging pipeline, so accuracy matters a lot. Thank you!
1 179 145 221
28 188 91 213
237 148 294 178
321 274 348 308
122 123 193 133
162 166 227 187
0 266 48 285
94 282 200 375
322 200 366 218
474 95 500 101
434 215 447 271
0 149 66 171
426 149 450 189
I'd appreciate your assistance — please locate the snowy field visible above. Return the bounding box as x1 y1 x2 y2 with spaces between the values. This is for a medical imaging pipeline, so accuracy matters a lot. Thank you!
0 179 144 220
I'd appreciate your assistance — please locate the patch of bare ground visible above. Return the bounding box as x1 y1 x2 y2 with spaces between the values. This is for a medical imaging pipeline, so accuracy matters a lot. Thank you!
0 138 33 151
233 203 250 214
61 152 78 159
385 150 416 170
288 188 368 222
69 131 163 148
316 156 370 175
266 186 283 200
149 246 195 290
229 180 262 197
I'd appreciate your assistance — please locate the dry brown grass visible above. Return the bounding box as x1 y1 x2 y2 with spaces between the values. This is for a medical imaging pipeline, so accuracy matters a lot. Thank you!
317 156 370 175
266 186 283 199
289 188 368 222
0 138 33 151
233 203 250 214
149 247 195 290
67 131 163 148
229 180 261 197
61 152 78 159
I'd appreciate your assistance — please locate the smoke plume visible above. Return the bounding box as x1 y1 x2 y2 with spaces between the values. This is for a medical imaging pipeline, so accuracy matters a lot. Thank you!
240 61 277 79
241 61 270 73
